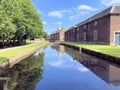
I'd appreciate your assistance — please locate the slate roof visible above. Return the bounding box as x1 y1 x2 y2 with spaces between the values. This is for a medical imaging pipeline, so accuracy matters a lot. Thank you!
112 6 120 13
68 6 120 30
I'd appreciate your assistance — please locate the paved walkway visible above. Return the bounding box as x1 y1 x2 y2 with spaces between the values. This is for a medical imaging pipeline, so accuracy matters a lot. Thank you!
0 41 41 53
0 46 24 53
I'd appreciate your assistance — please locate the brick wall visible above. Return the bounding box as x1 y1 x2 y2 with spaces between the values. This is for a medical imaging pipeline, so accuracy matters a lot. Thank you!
88 16 110 44
65 15 110 44
110 14 120 45
50 28 66 41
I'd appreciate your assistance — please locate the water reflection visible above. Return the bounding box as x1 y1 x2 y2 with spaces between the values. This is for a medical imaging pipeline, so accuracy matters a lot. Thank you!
0 77 9 90
0 45 120 90
51 45 120 86
0 50 45 90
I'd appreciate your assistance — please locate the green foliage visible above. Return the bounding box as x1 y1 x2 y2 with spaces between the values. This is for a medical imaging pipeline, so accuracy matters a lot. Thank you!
0 41 49 60
1 52 45 90
0 0 44 47
44 32 50 40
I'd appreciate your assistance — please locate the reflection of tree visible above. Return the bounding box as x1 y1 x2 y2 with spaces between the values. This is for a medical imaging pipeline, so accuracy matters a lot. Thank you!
0 52 45 90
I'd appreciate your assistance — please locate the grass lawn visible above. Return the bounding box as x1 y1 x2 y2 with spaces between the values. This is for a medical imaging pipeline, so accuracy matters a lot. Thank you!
0 41 49 61
61 41 120 58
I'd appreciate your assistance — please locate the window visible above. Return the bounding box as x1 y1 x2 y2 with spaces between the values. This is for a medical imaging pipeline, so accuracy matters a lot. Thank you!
84 25 86 29
93 30 97 41
77 27 80 31
77 33 79 41
94 21 97 26
83 32 86 41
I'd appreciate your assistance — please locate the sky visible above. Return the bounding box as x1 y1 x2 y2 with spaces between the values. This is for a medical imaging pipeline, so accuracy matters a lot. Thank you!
32 0 120 34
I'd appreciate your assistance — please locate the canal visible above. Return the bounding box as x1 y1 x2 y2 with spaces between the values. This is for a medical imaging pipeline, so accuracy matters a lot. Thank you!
0 45 120 90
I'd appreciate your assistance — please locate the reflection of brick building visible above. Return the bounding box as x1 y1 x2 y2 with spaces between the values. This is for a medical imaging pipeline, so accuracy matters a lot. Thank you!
80 59 120 86
50 27 66 41
66 46 120 86
53 45 120 86
65 6 120 45
51 45 65 56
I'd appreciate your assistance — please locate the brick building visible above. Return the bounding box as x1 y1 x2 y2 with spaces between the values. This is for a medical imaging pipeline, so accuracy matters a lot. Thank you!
50 27 66 41
65 6 120 45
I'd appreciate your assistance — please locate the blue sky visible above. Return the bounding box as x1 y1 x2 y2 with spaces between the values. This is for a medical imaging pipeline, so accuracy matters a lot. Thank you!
32 0 120 34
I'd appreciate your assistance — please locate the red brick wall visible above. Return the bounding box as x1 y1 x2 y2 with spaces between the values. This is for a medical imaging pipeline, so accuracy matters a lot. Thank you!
65 16 111 44
110 14 120 45
67 16 110 44
60 30 66 41
88 16 110 44
50 29 66 41
79 25 85 42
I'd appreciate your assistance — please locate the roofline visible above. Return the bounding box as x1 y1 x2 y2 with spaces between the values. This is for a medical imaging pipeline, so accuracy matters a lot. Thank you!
110 6 115 13
67 5 120 31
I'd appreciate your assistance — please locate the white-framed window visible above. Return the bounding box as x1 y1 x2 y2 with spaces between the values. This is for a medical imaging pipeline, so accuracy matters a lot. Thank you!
94 21 97 26
83 32 86 41
93 30 97 41
84 25 86 29
77 27 80 31
77 33 79 41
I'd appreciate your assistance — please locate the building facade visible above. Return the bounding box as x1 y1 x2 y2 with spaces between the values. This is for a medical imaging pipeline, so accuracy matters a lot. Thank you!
65 6 120 45
50 27 66 41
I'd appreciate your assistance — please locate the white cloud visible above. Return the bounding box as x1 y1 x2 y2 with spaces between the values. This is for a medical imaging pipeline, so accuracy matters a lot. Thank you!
49 59 73 68
69 15 77 20
101 0 120 6
77 5 97 11
37 10 42 15
72 62 89 72
78 67 89 72
49 60 63 67
49 58 89 73
48 5 97 20
42 21 47 25
52 21 62 26
48 11 63 18
48 10 72 18
69 5 97 20
69 11 88 20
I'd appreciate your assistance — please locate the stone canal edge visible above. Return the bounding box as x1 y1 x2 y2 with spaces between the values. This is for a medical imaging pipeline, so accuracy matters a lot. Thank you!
0 43 49 73
60 43 120 65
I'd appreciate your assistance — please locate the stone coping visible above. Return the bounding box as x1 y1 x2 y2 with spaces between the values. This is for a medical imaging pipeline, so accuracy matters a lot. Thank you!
61 43 120 65
0 43 48 74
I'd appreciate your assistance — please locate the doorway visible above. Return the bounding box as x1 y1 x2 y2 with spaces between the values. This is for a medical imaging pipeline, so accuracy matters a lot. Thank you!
115 32 120 45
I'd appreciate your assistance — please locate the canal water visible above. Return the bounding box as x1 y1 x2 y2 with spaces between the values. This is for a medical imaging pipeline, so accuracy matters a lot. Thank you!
0 45 120 90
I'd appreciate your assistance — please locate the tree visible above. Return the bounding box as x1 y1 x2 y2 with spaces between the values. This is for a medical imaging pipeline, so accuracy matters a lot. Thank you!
0 0 45 47
44 32 50 40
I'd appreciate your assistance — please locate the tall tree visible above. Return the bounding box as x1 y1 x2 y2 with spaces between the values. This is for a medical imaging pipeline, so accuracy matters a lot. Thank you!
0 0 45 47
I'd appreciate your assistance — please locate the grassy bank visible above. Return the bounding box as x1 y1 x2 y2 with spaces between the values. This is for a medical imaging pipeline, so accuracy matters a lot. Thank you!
0 41 49 61
61 41 120 58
